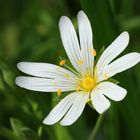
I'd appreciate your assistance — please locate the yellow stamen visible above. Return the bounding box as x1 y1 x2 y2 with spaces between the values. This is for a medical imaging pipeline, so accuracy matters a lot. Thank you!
57 88 62 96
77 60 83 64
92 49 97 56
82 76 95 90
59 60 65 66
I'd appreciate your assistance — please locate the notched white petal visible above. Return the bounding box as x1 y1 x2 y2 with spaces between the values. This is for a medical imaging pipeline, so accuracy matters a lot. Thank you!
43 93 76 125
60 92 89 126
97 82 127 101
91 90 111 114
77 11 94 76
59 16 84 75
97 31 129 67
15 76 76 92
95 31 129 82
104 52 140 78
43 91 89 126
17 62 80 85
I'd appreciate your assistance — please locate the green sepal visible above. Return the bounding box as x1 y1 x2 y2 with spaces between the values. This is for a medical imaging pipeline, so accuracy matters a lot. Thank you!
107 78 119 84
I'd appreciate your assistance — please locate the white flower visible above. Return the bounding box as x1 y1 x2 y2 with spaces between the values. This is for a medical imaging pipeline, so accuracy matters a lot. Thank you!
15 11 140 126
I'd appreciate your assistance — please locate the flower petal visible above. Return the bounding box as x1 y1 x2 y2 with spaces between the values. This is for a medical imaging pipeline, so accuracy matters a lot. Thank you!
96 82 127 101
77 11 94 76
91 89 110 114
43 92 76 125
60 91 89 126
102 53 140 79
95 32 129 82
15 76 77 92
59 16 85 75
17 62 79 83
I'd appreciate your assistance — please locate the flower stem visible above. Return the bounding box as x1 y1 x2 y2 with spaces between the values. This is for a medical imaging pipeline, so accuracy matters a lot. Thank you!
88 114 105 140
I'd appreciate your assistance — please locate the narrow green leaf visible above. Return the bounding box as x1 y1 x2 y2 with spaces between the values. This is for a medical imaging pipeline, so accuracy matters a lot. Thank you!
37 126 43 137
10 118 26 140
0 126 18 140
20 127 38 140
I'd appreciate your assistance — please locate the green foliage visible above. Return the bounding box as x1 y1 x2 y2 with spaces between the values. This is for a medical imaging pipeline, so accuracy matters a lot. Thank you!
0 118 38 140
0 0 140 140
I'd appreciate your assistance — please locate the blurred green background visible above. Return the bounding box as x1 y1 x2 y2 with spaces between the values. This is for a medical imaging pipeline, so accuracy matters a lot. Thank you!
0 0 140 140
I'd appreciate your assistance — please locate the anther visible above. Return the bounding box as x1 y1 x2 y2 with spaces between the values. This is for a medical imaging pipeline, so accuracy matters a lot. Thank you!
57 88 62 96
59 60 65 66
92 49 97 56
77 60 83 64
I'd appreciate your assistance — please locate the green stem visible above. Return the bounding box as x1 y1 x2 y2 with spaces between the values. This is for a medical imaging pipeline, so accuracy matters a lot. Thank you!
88 114 105 140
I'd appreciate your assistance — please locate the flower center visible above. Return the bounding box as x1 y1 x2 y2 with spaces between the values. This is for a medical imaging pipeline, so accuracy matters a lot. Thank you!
82 76 95 90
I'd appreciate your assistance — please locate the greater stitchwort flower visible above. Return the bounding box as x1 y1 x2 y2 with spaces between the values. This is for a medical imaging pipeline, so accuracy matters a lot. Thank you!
16 11 140 126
